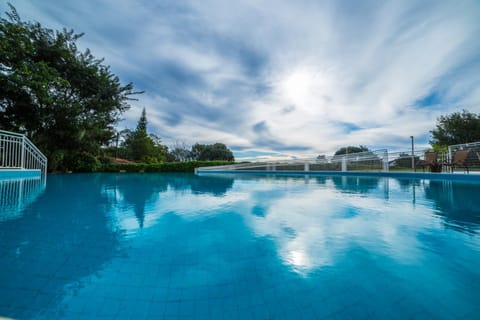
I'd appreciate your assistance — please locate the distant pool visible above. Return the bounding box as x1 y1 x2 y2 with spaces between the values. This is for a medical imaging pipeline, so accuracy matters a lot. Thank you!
1 173 479 319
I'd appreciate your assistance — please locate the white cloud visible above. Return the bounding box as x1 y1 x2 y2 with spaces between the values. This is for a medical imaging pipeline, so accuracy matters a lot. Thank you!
3 0 480 158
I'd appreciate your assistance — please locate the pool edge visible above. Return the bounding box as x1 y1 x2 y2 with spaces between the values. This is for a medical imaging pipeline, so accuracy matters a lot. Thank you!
0 169 42 180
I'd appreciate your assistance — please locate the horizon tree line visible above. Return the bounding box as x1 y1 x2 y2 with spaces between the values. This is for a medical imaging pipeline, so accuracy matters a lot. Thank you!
105 108 235 163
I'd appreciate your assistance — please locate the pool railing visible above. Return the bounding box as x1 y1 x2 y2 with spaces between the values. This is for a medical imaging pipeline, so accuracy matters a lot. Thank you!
198 149 390 173
197 143 480 174
0 130 47 177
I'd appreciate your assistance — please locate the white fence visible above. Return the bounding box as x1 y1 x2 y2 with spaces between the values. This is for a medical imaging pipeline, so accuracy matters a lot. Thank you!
198 149 389 173
199 143 480 174
447 141 480 172
389 142 480 173
0 130 47 176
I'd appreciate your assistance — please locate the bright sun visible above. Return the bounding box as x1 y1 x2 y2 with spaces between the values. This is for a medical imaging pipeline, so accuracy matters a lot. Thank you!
281 68 316 105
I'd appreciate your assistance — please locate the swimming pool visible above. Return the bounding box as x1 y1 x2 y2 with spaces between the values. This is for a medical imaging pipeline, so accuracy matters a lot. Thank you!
1 173 479 319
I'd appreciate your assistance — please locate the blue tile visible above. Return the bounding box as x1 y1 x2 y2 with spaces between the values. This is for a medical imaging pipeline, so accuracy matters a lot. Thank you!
2 173 480 319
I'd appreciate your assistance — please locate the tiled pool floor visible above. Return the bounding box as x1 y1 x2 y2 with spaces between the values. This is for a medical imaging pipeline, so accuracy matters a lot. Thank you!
1 173 480 319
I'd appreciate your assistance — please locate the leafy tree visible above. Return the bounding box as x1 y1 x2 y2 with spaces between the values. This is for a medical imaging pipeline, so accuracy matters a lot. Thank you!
168 141 192 162
430 110 480 147
0 5 140 171
123 108 167 163
191 143 234 161
334 145 369 156
113 128 132 159
145 133 168 163
190 143 206 160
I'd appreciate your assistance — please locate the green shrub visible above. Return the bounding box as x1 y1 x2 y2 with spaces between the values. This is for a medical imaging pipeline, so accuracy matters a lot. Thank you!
100 161 233 173
98 156 113 165
69 152 102 172
140 155 161 164
48 149 66 172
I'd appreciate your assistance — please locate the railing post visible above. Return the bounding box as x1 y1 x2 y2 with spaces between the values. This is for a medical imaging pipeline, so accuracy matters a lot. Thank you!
21 135 26 169
341 155 347 172
383 150 389 172
304 162 309 172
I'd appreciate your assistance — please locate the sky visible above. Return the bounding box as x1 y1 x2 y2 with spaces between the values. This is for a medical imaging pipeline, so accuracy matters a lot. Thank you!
2 0 480 161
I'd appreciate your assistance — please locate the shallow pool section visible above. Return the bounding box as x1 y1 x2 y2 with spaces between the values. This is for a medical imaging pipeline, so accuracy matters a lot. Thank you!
1 173 480 319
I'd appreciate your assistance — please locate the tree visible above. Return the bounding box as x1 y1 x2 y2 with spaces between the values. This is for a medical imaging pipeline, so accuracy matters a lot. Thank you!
136 107 148 134
190 143 206 160
191 143 234 161
0 5 140 171
430 110 480 147
147 133 168 163
334 145 369 156
123 108 167 162
168 141 191 162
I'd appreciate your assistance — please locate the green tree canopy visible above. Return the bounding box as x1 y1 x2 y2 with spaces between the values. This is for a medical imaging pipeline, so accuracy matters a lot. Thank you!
430 110 480 147
190 143 234 161
0 5 140 171
334 145 369 156
168 141 192 162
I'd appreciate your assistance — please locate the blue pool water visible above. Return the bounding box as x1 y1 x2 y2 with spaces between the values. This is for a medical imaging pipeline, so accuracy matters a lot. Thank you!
1 173 480 319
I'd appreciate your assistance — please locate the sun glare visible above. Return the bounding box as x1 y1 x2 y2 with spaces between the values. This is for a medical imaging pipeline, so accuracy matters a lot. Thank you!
283 70 313 103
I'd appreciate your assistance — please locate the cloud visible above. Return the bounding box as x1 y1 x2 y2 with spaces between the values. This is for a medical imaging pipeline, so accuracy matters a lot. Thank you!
2 0 480 158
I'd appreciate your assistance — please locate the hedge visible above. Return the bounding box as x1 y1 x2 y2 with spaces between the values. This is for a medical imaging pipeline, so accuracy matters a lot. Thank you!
100 161 234 173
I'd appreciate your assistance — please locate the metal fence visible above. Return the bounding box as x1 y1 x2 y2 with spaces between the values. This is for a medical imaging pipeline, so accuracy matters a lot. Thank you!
447 141 480 172
0 130 47 176
199 142 480 174
198 149 389 173
387 151 444 171
389 142 480 173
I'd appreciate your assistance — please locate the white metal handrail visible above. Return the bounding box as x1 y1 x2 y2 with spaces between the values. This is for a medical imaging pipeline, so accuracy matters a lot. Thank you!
0 130 47 176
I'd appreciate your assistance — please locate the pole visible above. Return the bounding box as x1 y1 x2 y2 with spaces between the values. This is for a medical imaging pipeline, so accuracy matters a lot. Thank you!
410 136 414 169
115 132 119 159
21 135 25 169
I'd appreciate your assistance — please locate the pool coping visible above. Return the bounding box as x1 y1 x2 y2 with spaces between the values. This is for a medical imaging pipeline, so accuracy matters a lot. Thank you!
0 169 42 180
196 170 480 182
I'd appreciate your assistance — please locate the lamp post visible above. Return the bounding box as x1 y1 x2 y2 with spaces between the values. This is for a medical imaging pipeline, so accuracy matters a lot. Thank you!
410 136 414 170
115 132 120 159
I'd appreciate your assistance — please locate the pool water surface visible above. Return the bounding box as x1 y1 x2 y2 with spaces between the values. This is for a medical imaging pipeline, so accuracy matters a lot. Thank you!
1 173 479 319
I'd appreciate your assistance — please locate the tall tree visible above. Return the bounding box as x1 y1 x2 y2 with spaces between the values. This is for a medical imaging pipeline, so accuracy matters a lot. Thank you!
430 110 480 147
123 108 167 162
0 5 140 170
136 108 147 135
